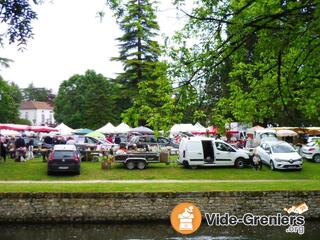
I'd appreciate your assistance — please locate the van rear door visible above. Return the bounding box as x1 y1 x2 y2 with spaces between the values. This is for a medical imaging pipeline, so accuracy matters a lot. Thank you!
187 141 203 161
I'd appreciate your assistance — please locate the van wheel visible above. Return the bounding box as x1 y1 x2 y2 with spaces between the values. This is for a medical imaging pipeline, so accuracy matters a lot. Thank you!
235 158 245 168
126 161 135 170
182 160 190 169
270 160 276 171
313 154 320 163
136 161 146 170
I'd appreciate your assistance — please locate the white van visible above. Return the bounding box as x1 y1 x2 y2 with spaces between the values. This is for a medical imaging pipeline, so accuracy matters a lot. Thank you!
178 137 251 168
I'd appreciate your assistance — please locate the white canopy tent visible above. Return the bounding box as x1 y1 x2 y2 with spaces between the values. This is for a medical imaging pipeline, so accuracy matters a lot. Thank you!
170 124 199 136
114 123 131 134
54 123 74 135
192 122 207 134
0 129 20 136
96 122 116 134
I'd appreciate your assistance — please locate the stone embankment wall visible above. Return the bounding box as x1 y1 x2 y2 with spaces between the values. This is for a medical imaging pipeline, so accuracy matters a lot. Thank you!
0 191 319 222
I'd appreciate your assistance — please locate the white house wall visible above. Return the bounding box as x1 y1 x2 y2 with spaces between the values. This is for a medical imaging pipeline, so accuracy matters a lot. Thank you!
20 109 54 126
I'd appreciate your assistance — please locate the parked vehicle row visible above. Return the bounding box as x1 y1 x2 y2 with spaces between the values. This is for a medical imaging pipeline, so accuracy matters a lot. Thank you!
46 135 320 174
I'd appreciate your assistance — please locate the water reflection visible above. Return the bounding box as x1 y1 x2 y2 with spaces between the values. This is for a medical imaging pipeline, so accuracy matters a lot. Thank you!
0 221 318 240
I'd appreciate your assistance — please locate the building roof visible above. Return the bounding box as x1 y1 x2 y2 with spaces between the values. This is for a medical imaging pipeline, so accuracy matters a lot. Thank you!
20 101 53 110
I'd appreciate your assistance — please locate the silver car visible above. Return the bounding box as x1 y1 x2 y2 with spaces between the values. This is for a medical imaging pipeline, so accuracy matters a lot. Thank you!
257 141 303 170
300 142 320 163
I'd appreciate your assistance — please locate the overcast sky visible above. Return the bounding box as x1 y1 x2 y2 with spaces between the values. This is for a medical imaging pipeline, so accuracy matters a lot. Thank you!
0 0 187 93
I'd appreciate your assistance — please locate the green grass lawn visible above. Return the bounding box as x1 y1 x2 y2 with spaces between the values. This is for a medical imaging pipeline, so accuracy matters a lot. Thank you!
0 181 319 192
0 156 319 181
0 157 319 192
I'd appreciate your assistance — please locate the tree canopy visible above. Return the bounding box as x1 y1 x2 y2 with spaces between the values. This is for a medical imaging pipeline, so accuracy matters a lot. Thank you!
109 0 162 114
169 0 320 127
22 83 54 102
0 0 38 49
54 70 118 129
0 77 21 123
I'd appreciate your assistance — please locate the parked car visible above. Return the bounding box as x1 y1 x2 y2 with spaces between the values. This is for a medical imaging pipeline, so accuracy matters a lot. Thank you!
47 144 80 175
74 136 116 150
307 136 320 143
177 137 251 168
256 141 303 170
128 135 179 149
300 141 320 163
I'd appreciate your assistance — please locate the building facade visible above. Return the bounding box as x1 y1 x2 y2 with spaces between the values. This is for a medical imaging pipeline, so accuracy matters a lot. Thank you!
20 101 54 126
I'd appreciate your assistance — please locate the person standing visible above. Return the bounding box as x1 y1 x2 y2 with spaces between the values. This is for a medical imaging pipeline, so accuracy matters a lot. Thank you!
15 135 26 161
26 137 34 160
0 139 7 162
114 134 121 145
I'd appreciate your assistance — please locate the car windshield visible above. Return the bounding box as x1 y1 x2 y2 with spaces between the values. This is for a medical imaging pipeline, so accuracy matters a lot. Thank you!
306 142 316 147
272 144 295 153
53 151 74 159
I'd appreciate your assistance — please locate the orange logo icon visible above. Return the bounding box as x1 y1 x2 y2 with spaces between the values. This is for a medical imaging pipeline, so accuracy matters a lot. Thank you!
170 202 202 234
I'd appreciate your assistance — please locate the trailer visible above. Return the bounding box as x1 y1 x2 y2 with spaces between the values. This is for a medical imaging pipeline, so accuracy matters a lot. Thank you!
114 151 169 170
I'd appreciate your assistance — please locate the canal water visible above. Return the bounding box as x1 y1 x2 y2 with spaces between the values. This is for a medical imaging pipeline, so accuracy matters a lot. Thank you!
0 221 318 240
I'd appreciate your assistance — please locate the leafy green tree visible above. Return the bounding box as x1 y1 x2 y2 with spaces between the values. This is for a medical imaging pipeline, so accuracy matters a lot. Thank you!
54 70 118 129
170 0 320 128
0 0 38 48
122 62 183 133
15 118 31 125
22 83 53 102
108 0 183 131
0 77 20 123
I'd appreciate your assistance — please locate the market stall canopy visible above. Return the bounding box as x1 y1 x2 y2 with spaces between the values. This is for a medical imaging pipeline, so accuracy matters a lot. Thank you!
129 126 154 134
86 131 105 139
74 128 93 135
96 122 116 134
0 124 58 132
29 126 58 133
170 124 198 135
55 123 74 135
206 126 218 135
0 124 29 131
191 122 207 134
292 127 320 135
114 123 131 134
247 125 265 134
0 129 20 136
276 129 298 137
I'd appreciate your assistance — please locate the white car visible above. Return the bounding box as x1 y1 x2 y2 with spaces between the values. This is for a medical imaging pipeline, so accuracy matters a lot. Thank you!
256 141 303 170
300 142 320 162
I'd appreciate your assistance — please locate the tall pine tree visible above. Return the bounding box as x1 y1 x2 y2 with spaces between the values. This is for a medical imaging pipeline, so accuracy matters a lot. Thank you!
111 0 161 114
